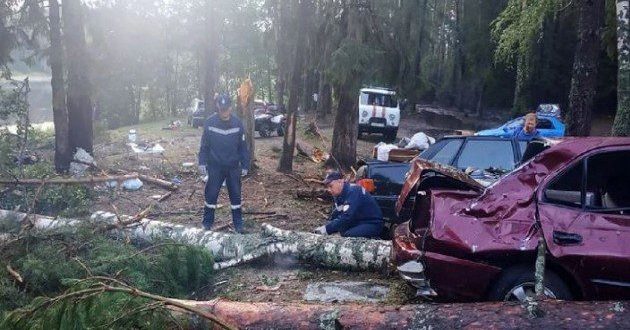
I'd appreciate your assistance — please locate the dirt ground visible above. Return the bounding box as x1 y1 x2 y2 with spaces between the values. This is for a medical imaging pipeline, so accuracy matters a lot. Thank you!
88 111 468 303
89 110 613 303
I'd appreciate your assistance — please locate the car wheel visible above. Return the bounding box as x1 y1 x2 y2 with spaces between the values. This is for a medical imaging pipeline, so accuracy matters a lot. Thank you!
277 126 284 137
487 265 572 302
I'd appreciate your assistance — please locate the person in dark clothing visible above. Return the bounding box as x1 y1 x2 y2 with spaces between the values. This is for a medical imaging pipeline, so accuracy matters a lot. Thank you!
198 93 250 233
513 112 540 141
314 172 384 239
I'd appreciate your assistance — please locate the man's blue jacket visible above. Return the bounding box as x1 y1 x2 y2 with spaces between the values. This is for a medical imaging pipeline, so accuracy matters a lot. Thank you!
325 182 384 234
198 114 250 170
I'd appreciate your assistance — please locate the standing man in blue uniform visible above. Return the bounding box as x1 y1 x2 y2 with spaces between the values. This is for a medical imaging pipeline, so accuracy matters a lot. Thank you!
198 93 250 233
314 172 384 239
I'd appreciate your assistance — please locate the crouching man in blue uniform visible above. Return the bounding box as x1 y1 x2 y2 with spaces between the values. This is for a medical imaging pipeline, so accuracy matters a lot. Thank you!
314 172 384 239
198 93 250 233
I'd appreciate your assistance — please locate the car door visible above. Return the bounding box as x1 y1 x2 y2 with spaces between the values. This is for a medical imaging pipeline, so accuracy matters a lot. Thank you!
537 148 630 299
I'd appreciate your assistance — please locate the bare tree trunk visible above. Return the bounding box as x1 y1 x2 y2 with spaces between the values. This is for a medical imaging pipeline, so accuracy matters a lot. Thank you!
612 0 630 136
413 0 429 89
316 80 332 118
0 209 392 272
566 0 605 136
202 0 218 107
183 299 630 329
49 0 70 173
63 0 93 154
278 0 310 173
237 79 255 169
330 83 357 170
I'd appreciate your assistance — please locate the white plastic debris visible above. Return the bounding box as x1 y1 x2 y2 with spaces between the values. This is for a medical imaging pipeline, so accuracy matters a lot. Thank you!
122 178 143 191
128 129 137 142
105 181 118 188
182 162 195 167
128 143 165 154
404 132 435 150
375 142 398 161
69 148 96 177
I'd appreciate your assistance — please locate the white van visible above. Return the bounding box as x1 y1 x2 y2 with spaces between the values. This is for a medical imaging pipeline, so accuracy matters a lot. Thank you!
358 87 400 141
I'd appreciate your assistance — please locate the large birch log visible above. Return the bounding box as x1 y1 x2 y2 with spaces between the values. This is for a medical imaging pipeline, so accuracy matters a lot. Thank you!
180 299 629 329
0 174 138 186
0 209 392 271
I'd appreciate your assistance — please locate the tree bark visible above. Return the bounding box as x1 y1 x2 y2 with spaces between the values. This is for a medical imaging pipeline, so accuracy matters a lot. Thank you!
612 0 630 136
278 0 310 173
182 299 629 329
316 81 332 118
48 0 71 173
202 1 218 108
566 0 605 136
0 209 392 271
63 0 93 154
237 79 255 169
412 0 429 89
330 83 358 170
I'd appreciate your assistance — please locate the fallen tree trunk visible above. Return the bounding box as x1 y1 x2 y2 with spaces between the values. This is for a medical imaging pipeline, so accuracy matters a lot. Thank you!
0 174 139 186
181 299 629 329
0 209 392 271
295 188 331 200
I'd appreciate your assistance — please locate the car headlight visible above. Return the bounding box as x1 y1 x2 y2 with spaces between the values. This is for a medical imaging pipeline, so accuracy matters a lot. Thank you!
362 111 368 117
389 114 396 121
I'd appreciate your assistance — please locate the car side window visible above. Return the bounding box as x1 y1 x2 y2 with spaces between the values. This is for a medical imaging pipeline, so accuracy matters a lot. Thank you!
544 160 584 208
585 150 630 212
427 139 463 165
455 140 515 171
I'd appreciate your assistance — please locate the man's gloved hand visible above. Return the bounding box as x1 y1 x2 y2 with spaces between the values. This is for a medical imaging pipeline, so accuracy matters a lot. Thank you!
198 165 207 176
241 169 248 177
313 225 327 235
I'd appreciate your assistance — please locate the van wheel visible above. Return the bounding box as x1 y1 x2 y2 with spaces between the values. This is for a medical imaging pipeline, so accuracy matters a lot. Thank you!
487 265 572 302
277 126 284 137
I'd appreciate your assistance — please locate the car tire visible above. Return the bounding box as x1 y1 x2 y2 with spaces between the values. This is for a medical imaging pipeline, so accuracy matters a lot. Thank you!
277 125 284 137
259 124 269 138
487 265 573 302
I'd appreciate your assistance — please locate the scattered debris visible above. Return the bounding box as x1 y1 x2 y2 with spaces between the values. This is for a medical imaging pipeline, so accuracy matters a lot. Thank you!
162 120 182 130
137 174 179 191
304 281 389 303
304 121 325 140
122 178 143 191
182 162 195 168
70 148 96 177
128 142 165 155
255 284 281 292
128 129 137 142
404 132 435 150
295 188 330 200
296 140 329 163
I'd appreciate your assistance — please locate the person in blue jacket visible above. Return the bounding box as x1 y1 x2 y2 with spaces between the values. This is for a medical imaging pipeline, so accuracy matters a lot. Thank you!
198 93 250 233
313 172 384 239
513 112 540 141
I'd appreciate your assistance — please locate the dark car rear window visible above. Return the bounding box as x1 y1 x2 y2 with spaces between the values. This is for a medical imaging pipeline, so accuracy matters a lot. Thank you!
456 140 515 171
424 139 463 165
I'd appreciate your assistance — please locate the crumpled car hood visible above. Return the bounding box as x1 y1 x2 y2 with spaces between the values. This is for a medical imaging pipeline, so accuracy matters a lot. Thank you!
395 158 484 214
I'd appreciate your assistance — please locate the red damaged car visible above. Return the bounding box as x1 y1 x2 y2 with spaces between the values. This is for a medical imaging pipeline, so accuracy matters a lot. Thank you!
393 137 630 302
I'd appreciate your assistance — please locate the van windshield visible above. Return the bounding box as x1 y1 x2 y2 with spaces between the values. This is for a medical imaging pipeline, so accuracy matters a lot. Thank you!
360 92 397 107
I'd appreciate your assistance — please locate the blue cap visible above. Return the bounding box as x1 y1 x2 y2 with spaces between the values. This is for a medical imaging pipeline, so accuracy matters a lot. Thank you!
323 172 343 185
215 93 231 111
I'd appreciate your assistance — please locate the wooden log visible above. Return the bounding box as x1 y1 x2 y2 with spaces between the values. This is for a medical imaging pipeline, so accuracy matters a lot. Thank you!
295 188 330 200
181 299 629 329
137 174 179 191
0 174 139 186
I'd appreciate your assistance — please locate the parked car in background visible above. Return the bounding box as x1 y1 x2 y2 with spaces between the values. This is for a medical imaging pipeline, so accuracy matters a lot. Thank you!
393 137 630 302
358 87 400 142
476 104 565 138
187 98 207 128
358 135 529 223
254 105 285 137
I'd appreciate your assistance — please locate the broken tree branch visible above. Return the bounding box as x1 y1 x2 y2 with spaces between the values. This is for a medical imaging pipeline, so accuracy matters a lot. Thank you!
137 174 179 191
0 174 139 186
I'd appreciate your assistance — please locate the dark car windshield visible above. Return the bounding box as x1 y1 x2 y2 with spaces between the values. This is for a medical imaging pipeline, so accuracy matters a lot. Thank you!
360 92 397 107
456 140 515 171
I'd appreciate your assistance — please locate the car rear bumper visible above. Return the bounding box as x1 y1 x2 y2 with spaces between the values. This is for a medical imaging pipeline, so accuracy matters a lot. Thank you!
359 123 397 133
